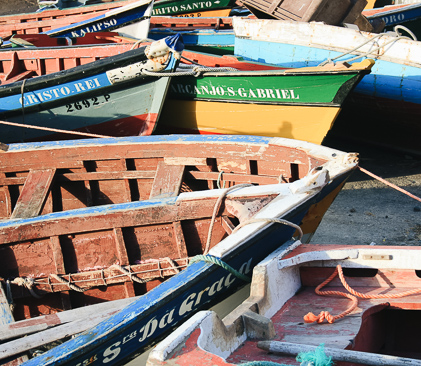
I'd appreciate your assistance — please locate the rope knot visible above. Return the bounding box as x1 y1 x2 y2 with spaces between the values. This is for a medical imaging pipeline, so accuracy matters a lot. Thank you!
304 311 335 324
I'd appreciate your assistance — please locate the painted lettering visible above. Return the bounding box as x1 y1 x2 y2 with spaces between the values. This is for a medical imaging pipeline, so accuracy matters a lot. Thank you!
138 317 158 342
103 342 121 363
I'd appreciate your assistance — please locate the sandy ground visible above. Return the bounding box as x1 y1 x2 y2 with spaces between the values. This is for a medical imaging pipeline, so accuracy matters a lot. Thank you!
311 136 421 246
0 0 38 15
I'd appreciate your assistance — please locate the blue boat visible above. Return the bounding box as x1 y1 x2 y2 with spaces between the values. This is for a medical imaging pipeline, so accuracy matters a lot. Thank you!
233 17 421 156
0 134 358 365
363 2 421 39
0 34 183 143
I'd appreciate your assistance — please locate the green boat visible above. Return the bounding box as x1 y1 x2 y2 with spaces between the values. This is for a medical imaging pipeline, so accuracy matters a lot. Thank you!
152 0 238 16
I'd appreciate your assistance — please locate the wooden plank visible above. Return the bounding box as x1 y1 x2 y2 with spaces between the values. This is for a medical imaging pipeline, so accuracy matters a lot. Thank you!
173 221 188 258
149 162 185 199
0 306 128 362
50 236 71 311
113 228 135 298
186 171 278 185
0 283 14 326
0 296 139 342
0 283 29 364
10 169 56 219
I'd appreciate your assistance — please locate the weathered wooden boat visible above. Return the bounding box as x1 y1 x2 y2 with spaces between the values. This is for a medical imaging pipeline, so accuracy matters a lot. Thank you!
0 134 357 244
0 135 359 365
37 0 239 17
150 15 234 30
2 31 138 48
0 0 152 41
239 0 375 31
0 35 183 143
363 2 421 38
155 49 374 145
148 242 421 366
233 17 421 155
0 1 136 39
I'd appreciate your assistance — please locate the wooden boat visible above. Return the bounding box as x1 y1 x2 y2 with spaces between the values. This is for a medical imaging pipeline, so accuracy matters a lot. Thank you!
0 135 358 365
2 31 139 48
0 0 152 40
147 242 421 366
363 2 421 38
239 0 375 31
37 0 238 16
0 35 183 143
0 134 356 244
154 49 374 145
233 17 421 155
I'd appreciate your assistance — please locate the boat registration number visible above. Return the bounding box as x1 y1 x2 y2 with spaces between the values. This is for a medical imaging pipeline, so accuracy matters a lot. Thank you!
66 94 111 113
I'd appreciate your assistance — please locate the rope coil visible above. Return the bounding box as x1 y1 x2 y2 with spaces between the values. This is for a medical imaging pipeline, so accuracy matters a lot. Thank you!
304 264 421 324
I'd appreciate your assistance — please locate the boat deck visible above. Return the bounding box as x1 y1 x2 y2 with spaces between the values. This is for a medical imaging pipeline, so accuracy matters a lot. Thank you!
227 266 421 365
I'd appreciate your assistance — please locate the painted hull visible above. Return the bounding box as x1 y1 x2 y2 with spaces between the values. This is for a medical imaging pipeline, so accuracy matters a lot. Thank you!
147 244 421 365
0 135 356 243
156 51 373 144
0 0 153 41
0 38 182 143
0 0 138 38
233 18 421 155
0 135 358 365
363 2 421 38
152 0 237 16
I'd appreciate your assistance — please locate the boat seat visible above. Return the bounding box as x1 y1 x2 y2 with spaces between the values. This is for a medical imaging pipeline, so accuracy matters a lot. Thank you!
149 161 185 199
10 169 56 219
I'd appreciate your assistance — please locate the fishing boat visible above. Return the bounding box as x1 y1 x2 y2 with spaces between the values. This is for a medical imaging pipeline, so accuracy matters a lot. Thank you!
233 17 421 155
154 49 374 145
239 0 375 31
0 1 137 38
0 0 154 41
2 31 139 48
37 0 238 17
0 34 183 143
363 2 421 39
0 134 359 365
0 134 356 244
147 242 421 366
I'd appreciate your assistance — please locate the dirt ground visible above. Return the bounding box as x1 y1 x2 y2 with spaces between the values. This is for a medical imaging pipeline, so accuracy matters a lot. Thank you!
0 0 38 15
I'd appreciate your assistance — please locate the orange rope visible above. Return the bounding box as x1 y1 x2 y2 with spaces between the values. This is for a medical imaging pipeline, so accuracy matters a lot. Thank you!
304 265 421 324
359 166 421 203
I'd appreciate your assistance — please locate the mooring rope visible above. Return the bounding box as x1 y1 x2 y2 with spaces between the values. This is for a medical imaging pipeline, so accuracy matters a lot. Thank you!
189 255 251 283
318 25 417 66
142 65 238 77
359 166 421 203
304 264 421 324
0 119 111 138
204 183 253 254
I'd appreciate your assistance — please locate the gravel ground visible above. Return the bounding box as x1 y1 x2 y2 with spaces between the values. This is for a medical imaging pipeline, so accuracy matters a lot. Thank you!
0 0 38 15
311 136 421 246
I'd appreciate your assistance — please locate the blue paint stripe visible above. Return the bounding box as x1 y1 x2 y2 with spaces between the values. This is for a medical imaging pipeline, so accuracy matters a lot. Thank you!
0 197 177 229
7 134 273 151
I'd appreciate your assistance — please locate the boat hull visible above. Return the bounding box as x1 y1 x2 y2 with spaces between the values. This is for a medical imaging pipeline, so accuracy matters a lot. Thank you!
0 39 180 143
158 100 340 144
157 58 373 145
147 244 421 366
233 18 421 155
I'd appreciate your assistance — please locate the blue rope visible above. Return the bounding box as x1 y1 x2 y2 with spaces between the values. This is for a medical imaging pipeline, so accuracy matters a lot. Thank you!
189 254 251 283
